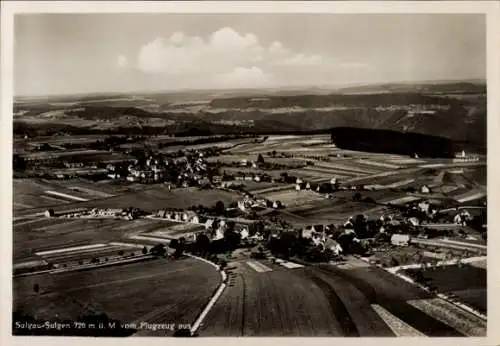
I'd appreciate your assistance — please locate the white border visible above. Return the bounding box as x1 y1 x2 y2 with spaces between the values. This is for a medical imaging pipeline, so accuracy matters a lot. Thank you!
2 2 499 346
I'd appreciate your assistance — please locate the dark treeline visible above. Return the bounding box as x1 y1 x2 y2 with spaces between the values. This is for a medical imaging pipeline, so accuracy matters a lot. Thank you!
331 127 457 158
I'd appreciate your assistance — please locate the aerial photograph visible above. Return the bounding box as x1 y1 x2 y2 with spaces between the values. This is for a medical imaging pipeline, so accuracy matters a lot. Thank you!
11 12 487 337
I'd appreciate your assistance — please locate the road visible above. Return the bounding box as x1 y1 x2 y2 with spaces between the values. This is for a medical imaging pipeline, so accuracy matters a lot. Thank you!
199 256 476 336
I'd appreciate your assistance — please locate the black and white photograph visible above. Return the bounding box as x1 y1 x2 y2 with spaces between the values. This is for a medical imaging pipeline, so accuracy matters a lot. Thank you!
2 1 497 341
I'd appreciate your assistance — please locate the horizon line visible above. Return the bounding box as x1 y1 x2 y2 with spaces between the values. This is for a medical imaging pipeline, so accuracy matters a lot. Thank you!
14 77 486 99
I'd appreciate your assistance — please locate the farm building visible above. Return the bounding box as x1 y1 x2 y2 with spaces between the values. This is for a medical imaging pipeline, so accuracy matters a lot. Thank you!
324 238 343 255
302 226 314 239
418 201 431 213
454 210 472 226
408 217 420 226
420 185 432 194
240 228 249 239
391 234 411 246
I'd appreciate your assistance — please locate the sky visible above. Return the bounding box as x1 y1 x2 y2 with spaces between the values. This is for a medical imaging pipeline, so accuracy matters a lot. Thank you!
14 13 486 96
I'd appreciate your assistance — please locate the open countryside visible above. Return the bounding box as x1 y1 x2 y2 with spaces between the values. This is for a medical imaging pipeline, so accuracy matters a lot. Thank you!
11 12 487 338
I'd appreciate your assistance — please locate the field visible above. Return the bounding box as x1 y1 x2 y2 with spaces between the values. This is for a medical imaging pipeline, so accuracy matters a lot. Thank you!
12 178 147 213
145 222 205 239
13 218 168 262
200 259 392 336
201 256 470 336
13 258 221 336
13 186 241 216
402 264 487 313
288 201 386 222
256 190 325 207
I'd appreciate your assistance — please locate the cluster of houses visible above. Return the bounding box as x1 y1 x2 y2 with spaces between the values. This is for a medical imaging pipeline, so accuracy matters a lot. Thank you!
453 209 473 226
46 207 141 220
237 195 283 212
296 177 338 191
453 150 480 163
153 208 264 243
300 225 344 255
106 150 216 187
232 173 274 183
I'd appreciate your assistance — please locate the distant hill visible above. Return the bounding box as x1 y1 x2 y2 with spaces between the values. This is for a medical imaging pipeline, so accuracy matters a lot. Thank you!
13 80 486 153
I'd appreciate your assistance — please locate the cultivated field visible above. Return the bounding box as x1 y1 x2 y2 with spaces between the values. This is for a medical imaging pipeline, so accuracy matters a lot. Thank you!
13 258 221 336
13 186 241 216
256 190 325 207
13 218 168 262
402 264 487 313
201 257 470 337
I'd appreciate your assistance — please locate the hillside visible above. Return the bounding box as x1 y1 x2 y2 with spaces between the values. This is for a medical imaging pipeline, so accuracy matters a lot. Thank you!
13 81 486 152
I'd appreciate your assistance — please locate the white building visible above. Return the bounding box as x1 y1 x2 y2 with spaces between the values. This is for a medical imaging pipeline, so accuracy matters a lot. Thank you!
408 217 420 226
324 238 343 255
418 201 430 214
420 185 431 194
391 234 410 246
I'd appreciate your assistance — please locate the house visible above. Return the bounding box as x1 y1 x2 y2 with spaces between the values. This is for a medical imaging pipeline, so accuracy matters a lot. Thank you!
418 201 430 214
240 228 249 240
408 217 420 226
420 185 431 194
190 215 200 224
302 226 314 239
272 201 282 209
205 218 215 230
237 200 247 212
296 178 303 184
214 228 225 241
454 210 472 226
156 209 167 218
391 234 410 246
306 182 311 190
296 184 301 191
330 177 337 185
324 238 343 255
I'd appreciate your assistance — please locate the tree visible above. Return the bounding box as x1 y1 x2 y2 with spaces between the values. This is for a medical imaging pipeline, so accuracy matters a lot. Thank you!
141 246 148 255
353 192 362 201
33 284 39 294
169 239 179 250
214 201 225 215
224 228 241 251
195 233 211 255
257 154 265 165
151 244 167 257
